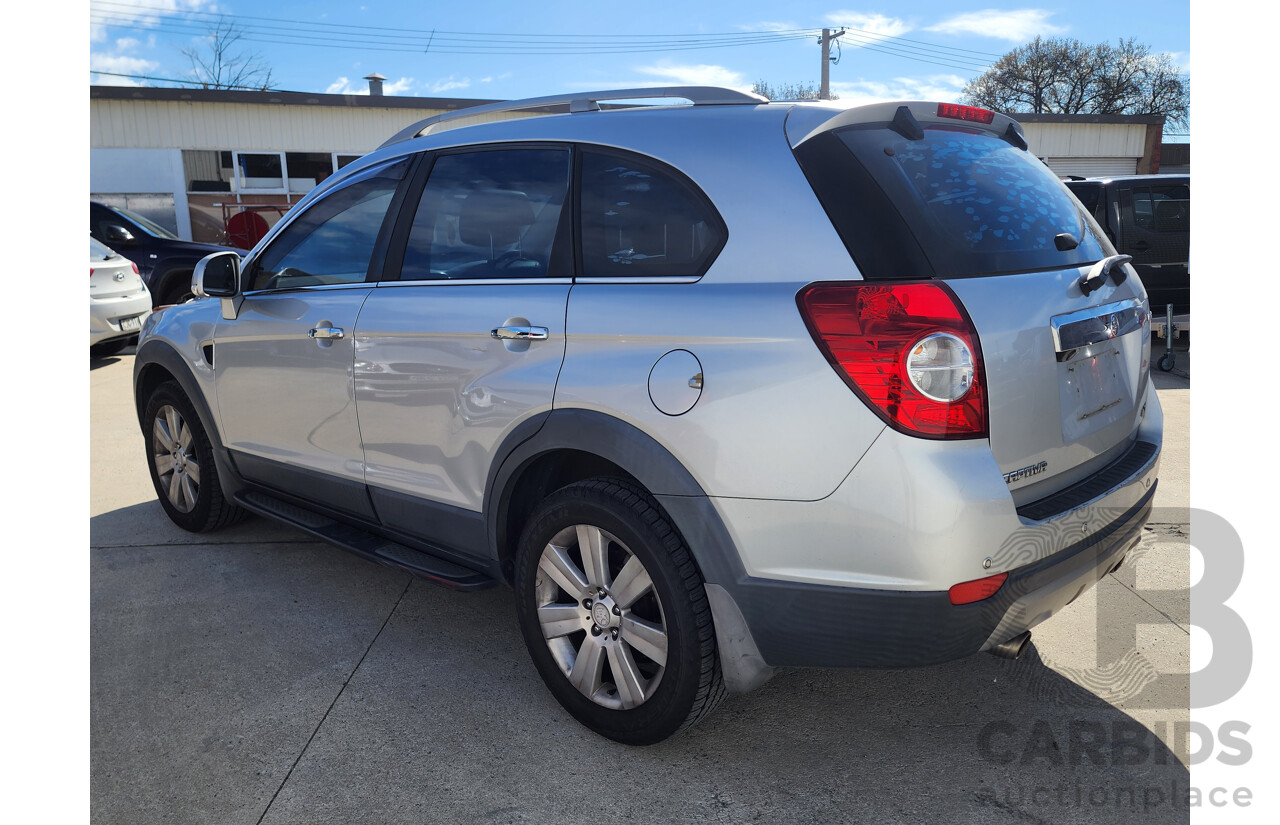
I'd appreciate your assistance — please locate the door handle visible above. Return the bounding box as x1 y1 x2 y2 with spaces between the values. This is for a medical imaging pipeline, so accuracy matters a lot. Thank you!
309 326 344 340
1131 240 1151 251
491 325 548 341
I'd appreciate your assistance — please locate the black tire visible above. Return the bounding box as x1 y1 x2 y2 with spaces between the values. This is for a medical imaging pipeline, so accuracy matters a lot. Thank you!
159 271 194 307
143 381 246 532
1158 353 1176 372
90 338 129 359
514 477 724 745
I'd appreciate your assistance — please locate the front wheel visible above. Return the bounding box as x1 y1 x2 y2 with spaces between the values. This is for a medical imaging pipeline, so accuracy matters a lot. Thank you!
143 381 245 532
514 478 724 745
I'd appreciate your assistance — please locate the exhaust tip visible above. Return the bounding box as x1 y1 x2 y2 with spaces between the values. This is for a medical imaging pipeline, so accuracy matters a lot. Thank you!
988 630 1031 660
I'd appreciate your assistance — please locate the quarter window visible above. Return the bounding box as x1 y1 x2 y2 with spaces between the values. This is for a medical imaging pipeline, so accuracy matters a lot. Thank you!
400 148 571 280
249 160 409 291
580 150 725 278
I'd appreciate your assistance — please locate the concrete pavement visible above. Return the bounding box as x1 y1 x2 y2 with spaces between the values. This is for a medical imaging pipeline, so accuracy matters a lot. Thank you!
91 340 1192 825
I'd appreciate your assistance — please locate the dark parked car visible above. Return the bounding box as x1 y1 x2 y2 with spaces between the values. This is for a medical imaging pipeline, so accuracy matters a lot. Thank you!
1064 175 1189 314
90 202 233 307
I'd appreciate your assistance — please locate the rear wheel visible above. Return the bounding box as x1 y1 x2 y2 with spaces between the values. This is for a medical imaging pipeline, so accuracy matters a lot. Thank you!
143 381 245 532
514 478 724 744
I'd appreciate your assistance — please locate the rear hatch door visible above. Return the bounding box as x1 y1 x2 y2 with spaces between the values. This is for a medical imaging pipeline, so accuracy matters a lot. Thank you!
790 102 1151 504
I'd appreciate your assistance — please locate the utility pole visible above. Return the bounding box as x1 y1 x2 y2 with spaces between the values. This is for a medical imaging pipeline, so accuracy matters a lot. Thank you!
819 28 845 100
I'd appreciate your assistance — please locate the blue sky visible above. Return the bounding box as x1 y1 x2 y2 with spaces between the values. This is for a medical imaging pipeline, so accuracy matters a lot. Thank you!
88 1 1190 136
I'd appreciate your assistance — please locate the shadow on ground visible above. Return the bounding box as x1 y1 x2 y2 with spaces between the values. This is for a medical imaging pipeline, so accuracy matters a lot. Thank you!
91 505 1190 825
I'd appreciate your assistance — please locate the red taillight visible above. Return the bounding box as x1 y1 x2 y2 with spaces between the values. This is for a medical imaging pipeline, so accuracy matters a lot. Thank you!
131 261 140 275
949 572 1007 605
89 268 95 278
796 281 987 439
937 103 995 124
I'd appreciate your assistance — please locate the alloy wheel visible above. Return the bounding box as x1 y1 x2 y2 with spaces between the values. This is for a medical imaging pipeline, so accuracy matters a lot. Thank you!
151 404 201 513
534 524 669 710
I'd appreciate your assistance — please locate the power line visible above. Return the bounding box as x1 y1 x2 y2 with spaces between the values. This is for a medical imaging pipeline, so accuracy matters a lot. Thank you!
89 0 998 70
90 13 818 55
89 70 273 90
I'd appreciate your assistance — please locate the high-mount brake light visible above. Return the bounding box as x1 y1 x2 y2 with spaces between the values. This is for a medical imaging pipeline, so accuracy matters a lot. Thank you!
937 103 995 124
796 281 988 439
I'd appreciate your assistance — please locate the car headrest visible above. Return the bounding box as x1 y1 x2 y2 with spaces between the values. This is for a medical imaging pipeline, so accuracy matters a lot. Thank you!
459 189 536 247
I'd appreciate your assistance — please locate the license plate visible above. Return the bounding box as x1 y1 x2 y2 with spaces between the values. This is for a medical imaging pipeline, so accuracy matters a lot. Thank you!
119 315 142 332
1060 346 1129 441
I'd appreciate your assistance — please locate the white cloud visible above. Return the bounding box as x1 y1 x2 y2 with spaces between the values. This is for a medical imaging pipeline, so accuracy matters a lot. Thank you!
430 75 470 93
325 76 358 94
926 9 1066 41
384 77 415 95
326 75 416 95
116 37 141 51
738 20 800 32
89 52 161 83
635 62 749 90
824 11 912 44
828 74 969 107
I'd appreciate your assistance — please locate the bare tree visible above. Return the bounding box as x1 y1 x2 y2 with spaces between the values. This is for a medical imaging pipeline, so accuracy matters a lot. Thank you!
182 17 275 91
962 37 1188 130
751 80 835 101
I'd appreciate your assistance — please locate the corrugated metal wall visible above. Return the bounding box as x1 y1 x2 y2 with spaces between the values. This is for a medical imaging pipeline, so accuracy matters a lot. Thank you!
90 99 465 153
1021 122 1148 159
1045 157 1139 178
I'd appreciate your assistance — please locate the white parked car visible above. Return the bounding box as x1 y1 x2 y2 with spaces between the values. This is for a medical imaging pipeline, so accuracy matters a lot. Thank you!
90 236 152 357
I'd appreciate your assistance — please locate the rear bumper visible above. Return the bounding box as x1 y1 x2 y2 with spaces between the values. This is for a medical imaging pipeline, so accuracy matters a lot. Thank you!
721 483 1151 668
90 296 152 346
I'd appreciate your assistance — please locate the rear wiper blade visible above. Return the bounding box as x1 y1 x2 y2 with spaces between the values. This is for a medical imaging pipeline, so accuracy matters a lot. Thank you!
1079 254 1132 297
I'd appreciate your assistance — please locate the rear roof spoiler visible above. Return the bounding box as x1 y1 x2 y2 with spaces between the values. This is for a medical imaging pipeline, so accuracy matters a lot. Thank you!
786 101 1027 149
379 86 768 149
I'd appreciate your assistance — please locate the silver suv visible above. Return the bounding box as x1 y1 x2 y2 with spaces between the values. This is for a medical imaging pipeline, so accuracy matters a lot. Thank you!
133 88 1162 744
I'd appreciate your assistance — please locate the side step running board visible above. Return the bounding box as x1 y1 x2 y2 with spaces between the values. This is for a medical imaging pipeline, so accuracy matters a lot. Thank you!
236 490 495 592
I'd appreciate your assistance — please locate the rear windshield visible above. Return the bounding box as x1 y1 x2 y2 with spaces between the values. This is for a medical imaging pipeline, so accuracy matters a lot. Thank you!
796 122 1112 279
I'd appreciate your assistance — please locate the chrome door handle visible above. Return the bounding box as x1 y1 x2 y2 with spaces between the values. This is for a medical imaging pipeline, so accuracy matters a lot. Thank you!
491 325 548 341
309 326 344 340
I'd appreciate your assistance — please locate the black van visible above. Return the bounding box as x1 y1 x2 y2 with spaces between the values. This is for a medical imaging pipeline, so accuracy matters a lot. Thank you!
1064 175 1190 314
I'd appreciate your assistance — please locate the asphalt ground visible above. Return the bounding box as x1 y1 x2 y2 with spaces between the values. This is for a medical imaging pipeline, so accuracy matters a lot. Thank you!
91 340 1193 825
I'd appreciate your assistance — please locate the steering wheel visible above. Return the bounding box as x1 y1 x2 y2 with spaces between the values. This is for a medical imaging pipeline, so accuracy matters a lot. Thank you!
490 250 526 272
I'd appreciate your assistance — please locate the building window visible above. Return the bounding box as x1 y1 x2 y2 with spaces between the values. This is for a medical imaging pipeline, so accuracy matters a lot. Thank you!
183 150 233 192
234 152 286 192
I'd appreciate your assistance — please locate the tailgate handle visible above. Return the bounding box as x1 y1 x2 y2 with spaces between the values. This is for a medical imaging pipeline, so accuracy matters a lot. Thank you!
1079 254 1132 296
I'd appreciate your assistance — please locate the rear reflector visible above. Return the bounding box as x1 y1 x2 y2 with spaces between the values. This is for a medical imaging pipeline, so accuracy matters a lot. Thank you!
937 103 995 124
949 572 1007 605
796 281 988 439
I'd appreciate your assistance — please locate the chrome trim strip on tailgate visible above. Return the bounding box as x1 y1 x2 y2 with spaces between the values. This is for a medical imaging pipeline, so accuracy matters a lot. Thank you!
1050 297 1145 353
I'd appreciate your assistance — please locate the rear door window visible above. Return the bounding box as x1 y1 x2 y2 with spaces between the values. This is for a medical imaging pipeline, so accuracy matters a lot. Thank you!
399 148 571 280
579 149 726 278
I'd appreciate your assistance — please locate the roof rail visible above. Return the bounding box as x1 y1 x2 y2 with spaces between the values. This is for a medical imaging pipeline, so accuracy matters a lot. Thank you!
378 86 768 148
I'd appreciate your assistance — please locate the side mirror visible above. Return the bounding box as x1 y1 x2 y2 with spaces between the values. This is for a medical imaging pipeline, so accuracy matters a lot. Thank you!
104 224 135 245
193 251 241 298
